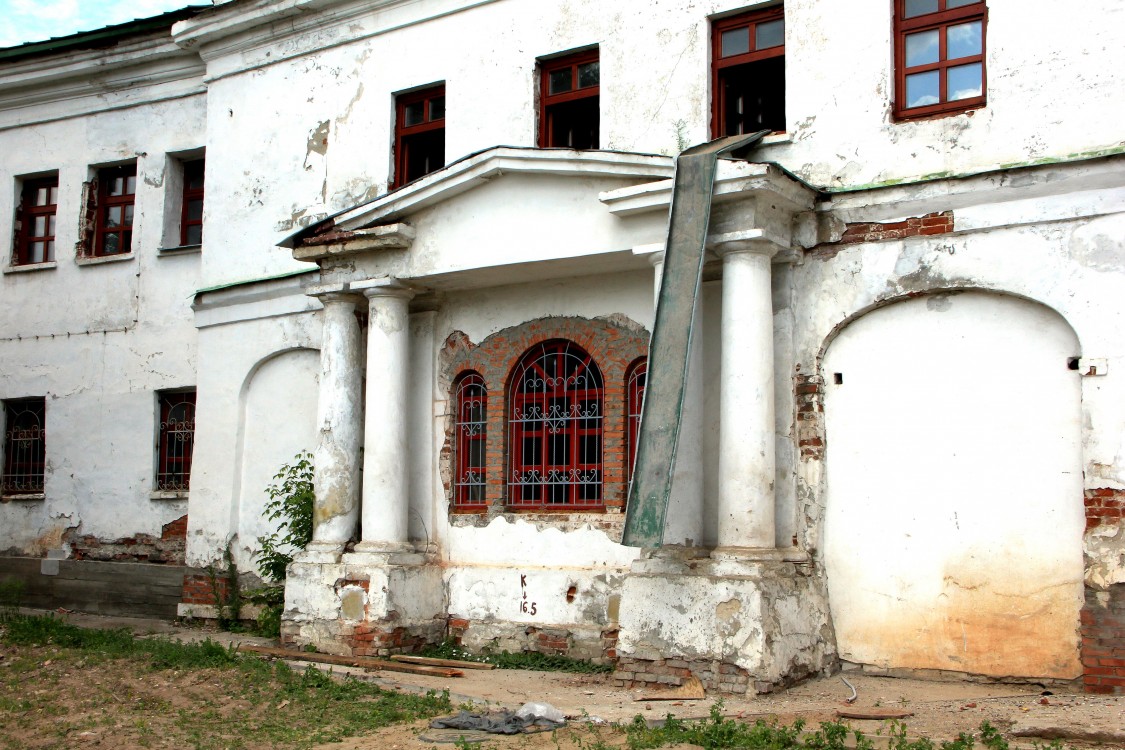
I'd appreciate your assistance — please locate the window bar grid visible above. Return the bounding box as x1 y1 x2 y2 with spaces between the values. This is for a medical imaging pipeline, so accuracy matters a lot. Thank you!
453 372 487 508
2 400 45 494
157 394 195 491
626 358 647 484
508 340 603 508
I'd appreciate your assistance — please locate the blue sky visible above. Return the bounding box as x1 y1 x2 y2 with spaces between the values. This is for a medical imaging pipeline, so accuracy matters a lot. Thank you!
0 0 203 48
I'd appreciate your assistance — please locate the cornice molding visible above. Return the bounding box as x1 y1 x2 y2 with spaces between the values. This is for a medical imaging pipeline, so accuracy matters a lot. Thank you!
173 0 502 83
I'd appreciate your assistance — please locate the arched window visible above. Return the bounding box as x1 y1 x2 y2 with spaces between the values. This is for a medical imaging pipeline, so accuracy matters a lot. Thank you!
626 358 647 483
2 398 45 494
453 372 487 507
157 391 196 491
508 340 603 508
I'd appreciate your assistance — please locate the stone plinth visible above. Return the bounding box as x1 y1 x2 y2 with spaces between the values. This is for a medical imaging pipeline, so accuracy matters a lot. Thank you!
281 551 444 657
615 546 837 693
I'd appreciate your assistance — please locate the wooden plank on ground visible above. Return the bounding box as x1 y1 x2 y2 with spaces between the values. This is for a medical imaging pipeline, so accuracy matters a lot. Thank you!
237 645 464 678
389 655 495 669
837 708 914 720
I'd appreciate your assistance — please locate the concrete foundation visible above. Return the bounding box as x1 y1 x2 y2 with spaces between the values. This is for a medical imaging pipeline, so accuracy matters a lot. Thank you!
615 546 837 694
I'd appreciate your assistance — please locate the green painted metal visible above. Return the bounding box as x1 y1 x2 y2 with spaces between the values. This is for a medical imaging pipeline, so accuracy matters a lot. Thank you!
621 131 769 549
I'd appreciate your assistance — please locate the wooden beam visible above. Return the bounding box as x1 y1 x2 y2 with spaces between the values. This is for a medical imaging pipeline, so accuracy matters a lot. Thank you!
236 644 464 677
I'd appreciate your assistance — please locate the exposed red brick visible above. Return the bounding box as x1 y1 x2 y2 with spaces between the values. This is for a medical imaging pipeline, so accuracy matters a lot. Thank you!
1081 584 1125 695
814 211 954 254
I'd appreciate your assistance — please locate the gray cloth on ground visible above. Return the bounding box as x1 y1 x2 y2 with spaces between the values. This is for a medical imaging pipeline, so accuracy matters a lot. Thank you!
429 709 565 735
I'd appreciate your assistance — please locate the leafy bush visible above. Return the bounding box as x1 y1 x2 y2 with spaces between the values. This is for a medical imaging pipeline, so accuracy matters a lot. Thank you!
256 451 315 583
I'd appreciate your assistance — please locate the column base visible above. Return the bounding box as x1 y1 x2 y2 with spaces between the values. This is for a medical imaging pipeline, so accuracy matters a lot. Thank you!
616 547 837 694
282 549 444 657
294 540 347 564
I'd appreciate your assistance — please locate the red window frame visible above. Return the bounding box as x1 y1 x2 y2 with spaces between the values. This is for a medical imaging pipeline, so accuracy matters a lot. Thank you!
538 48 600 149
180 159 204 246
711 5 786 138
894 0 987 120
393 84 445 189
507 340 603 510
625 358 647 484
2 397 45 495
94 163 137 257
13 175 58 266
156 390 195 491
453 372 487 510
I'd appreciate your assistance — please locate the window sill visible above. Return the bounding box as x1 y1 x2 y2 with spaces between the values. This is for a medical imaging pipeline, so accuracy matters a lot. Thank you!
1 493 45 502
76 253 134 267
150 490 188 501
4 261 57 275
159 244 201 256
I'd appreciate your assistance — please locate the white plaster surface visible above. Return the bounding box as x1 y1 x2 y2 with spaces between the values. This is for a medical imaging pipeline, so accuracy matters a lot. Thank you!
821 292 1084 678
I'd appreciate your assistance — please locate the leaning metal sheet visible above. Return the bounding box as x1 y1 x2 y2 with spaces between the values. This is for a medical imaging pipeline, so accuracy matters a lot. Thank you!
621 131 769 548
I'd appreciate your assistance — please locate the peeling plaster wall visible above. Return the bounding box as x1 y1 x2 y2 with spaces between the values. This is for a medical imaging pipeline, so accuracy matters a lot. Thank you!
182 0 1125 291
187 296 321 571
790 183 1125 676
0 93 205 557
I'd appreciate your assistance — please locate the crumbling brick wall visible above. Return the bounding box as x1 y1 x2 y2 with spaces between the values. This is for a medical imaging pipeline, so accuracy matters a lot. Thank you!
440 315 649 516
1082 488 1125 695
66 514 187 564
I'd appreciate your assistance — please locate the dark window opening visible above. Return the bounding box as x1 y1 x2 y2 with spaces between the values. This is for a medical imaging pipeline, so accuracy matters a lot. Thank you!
394 85 445 188
156 390 195 491
13 175 58 266
3 397 45 495
718 56 786 135
94 163 137 257
712 5 786 138
453 372 487 509
180 159 204 246
539 49 599 149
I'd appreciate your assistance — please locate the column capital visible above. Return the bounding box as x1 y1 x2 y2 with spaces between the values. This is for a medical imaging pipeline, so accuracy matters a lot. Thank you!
353 278 417 301
707 229 786 259
306 283 362 305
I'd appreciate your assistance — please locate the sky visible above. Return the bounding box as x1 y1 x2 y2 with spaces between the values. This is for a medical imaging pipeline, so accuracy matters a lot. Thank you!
0 0 205 48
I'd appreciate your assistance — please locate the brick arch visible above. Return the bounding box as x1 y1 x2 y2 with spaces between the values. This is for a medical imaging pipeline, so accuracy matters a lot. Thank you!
440 316 649 515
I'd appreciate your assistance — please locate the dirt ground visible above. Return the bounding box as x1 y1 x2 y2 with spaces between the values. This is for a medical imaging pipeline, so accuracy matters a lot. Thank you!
17 612 1125 749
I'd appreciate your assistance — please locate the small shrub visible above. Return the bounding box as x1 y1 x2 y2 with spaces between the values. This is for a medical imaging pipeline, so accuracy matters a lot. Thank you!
256 451 315 583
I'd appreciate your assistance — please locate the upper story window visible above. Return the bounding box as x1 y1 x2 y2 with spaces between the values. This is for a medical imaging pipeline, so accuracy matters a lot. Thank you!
180 159 204 246
539 49 600 149
92 163 137 256
13 175 58 266
2 397 46 496
156 390 195 491
894 0 986 119
393 84 445 188
507 340 604 509
712 5 786 137
452 372 487 510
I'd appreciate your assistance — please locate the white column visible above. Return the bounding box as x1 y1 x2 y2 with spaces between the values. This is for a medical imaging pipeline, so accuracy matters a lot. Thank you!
713 237 778 549
356 280 415 551
647 252 705 547
308 291 364 553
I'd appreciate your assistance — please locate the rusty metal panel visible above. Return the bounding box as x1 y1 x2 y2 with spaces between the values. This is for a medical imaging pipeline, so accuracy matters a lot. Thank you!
622 131 768 548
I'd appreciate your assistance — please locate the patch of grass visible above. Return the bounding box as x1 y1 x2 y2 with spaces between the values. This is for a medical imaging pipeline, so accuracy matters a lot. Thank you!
420 638 613 674
0 614 453 750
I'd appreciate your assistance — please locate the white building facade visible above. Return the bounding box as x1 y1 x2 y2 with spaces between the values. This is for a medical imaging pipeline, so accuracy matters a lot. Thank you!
2 0 1123 694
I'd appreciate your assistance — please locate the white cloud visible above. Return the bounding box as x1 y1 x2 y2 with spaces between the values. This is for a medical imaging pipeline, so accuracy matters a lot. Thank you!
11 0 80 21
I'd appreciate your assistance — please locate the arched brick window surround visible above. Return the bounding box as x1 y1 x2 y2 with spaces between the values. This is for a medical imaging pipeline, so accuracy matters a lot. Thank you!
441 316 649 515
452 371 487 510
